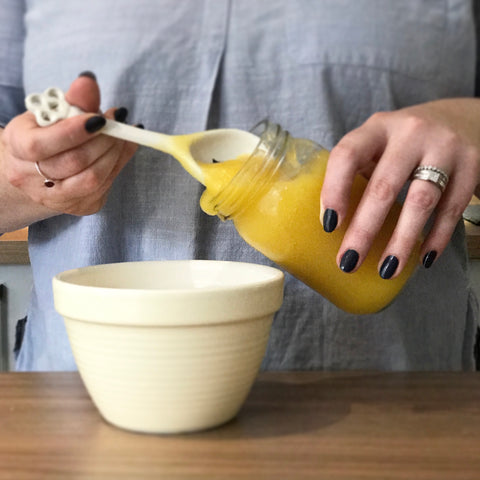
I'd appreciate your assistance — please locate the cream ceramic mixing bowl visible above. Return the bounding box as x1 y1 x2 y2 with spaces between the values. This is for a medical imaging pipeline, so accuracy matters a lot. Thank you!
52 260 284 434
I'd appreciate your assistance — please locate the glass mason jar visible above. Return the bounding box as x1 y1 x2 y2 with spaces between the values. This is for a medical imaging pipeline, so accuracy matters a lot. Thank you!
201 121 420 314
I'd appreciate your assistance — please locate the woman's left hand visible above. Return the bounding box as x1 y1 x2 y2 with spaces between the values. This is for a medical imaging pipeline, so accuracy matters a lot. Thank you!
320 98 480 278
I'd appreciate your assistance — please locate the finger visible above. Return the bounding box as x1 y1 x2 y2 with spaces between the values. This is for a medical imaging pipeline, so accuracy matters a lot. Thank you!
65 72 101 113
420 150 480 268
11 134 137 218
376 162 444 279
92 107 137 184
23 139 128 212
33 107 129 180
321 114 387 232
53 141 125 199
7 111 106 161
33 133 118 180
60 140 136 216
336 132 420 273
102 138 137 187
58 131 136 198
5 106 130 189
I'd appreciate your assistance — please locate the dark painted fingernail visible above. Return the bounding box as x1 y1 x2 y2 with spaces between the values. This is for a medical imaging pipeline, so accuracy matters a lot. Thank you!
340 249 359 273
422 250 437 269
380 255 399 279
323 209 338 233
135 123 144 129
114 107 128 123
85 115 106 133
78 71 97 81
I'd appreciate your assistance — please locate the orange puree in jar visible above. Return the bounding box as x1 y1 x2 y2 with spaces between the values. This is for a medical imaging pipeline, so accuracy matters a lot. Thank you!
196 123 420 315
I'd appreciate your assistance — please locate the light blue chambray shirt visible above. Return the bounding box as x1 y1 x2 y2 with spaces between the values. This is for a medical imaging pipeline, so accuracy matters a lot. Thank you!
0 0 478 371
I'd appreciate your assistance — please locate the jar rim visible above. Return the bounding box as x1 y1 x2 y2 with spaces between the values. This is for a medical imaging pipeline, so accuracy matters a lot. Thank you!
206 120 290 219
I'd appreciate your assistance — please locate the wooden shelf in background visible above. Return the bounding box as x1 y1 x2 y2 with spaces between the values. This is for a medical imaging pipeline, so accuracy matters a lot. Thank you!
0 228 29 264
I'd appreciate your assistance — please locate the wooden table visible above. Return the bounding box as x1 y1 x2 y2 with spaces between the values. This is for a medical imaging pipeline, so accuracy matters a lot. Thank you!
0 371 479 479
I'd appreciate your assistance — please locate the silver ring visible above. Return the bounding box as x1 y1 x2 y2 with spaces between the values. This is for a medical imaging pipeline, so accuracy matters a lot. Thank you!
35 162 55 188
411 165 449 193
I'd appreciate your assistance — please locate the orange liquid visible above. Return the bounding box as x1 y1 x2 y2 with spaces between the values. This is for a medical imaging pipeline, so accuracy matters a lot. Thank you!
199 150 419 314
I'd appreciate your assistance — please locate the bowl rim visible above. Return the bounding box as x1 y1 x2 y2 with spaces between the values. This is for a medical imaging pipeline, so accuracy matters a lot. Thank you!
52 260 285 326
54 259 283 290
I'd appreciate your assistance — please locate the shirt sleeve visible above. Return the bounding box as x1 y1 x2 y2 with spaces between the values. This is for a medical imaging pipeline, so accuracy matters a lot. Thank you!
0 0 26 127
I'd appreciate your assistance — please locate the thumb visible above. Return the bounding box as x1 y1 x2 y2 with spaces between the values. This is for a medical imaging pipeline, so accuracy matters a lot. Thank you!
64 72 101 113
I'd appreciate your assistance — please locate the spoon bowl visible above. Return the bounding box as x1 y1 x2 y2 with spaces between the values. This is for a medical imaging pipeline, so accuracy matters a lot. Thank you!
188 128 260 164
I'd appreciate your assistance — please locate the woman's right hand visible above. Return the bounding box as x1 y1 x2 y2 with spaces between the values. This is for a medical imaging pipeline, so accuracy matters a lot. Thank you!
1 74 137 218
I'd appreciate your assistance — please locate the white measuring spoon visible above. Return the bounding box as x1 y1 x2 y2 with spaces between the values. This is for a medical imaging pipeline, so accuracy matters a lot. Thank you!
25 87 260 184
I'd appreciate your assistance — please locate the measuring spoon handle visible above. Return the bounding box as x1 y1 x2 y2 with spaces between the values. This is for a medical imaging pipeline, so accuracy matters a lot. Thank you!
25 87 177 156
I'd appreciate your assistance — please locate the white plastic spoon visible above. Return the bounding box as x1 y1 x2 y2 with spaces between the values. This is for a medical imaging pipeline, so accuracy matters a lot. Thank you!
25 87 260 184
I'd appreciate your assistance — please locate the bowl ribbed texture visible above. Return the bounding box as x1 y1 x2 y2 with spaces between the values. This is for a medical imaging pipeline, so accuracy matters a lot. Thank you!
54 261 284 434
65 315 273 433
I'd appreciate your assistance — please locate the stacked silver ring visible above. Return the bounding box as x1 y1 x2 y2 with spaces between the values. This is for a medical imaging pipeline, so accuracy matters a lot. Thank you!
411 165 449 193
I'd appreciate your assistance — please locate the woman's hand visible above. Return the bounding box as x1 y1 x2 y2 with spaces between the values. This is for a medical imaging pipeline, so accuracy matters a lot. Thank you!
320 98 480 278
1 74 137 220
